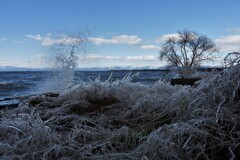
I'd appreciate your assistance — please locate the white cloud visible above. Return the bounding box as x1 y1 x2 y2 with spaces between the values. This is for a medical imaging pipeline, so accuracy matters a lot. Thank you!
226 28 240 33
0 58 11 66
0 37 23 44
155 33 179 43
25 34 85 46
89 35 142 45
0 58 29 67
79 54 122 62
13 40 23 44
33 55 47 67
215 35 240 45
215 35 240 52
77 54 159 63
25 34 42 41
140 45 161 50
22 55 48 68
0 38 7 42
154 32 240 53
125 55 157 62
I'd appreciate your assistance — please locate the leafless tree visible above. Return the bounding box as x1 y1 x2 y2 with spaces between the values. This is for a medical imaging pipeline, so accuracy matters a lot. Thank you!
224 52 240 67
159 29 218 69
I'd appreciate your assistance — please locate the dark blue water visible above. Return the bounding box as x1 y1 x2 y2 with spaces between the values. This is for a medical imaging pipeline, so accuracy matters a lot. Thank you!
0 70 173 99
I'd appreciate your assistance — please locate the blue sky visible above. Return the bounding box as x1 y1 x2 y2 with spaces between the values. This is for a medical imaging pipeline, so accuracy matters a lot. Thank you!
0 0 240 68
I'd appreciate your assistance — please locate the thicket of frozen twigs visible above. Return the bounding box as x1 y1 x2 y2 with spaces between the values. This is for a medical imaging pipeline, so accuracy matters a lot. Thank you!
0 65 239 159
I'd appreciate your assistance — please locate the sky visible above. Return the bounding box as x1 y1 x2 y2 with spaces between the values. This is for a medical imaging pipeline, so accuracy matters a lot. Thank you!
0 0 240 68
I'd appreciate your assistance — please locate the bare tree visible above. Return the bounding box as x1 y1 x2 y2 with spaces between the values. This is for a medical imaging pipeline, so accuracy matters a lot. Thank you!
159 29 218 69
224 52 240 67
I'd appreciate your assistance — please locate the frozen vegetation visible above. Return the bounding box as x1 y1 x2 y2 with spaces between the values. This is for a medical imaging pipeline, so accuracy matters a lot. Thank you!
0 63 239 159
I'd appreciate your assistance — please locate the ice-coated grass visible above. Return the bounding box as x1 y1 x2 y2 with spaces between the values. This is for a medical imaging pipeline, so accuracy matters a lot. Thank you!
0 65 239 159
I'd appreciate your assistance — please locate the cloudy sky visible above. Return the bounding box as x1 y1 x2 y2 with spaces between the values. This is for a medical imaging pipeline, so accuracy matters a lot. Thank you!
0 0 239 68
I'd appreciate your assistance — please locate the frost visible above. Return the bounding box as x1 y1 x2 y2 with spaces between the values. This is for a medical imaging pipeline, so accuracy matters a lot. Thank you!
0 66 239 159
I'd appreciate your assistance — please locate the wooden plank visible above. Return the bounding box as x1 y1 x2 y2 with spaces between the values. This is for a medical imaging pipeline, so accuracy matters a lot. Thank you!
171 78 202 86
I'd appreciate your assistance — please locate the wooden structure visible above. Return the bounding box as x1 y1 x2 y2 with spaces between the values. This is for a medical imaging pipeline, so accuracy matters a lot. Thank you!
171 78 202 86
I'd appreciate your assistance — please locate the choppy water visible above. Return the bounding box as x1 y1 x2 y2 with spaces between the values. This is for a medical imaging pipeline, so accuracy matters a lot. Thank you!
0 70 173 99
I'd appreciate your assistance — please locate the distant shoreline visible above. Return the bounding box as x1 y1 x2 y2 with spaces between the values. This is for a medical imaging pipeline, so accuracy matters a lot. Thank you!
0 67 224 72
110 67 224 72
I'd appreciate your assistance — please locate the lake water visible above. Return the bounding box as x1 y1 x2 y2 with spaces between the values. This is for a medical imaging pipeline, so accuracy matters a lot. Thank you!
0 70 174 99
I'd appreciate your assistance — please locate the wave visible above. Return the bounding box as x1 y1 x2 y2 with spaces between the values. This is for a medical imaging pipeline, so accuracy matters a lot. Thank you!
0 81 14 85
0 81 34 99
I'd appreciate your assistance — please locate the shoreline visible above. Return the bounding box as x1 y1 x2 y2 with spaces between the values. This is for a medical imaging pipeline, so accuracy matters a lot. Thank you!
0 67 224 72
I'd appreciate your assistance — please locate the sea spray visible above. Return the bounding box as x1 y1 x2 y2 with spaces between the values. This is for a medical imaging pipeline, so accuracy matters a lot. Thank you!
41 33 88 93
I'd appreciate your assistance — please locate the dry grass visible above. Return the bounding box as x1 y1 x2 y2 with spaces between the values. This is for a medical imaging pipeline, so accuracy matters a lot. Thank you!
0 65 239 159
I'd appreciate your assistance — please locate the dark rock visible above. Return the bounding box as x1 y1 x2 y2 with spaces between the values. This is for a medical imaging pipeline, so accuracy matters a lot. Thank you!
0 99 20 109
29 97 44 106
45 92 60 97
171 78 202 86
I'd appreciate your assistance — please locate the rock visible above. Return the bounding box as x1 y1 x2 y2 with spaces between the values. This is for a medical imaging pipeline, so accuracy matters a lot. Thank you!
170 78 202 86
45 92 60 97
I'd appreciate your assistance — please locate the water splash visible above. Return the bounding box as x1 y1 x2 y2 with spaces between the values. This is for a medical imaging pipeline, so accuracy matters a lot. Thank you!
42 33 88 92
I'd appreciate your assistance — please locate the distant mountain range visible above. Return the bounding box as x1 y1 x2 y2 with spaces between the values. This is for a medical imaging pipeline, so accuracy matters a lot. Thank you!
0 65 223 72
0 66 168 71
76 66 171 71
0 66 52 71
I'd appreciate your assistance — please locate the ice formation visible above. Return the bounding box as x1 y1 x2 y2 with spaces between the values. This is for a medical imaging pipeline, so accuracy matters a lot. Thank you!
0 64 239 159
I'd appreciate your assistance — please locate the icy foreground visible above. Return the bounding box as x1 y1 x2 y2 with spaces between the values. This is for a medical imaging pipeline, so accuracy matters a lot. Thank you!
0 66 239 159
